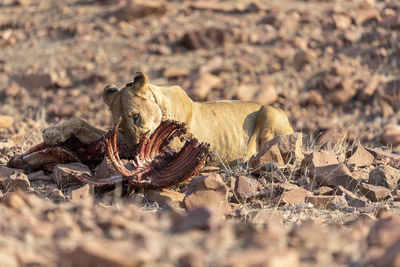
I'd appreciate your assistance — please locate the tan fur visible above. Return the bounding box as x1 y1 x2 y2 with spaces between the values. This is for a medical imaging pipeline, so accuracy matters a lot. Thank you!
43 71 294 166
103 71 294 165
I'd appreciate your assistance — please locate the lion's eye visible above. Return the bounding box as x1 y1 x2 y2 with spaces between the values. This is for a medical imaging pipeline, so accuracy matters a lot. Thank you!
132 114 140 124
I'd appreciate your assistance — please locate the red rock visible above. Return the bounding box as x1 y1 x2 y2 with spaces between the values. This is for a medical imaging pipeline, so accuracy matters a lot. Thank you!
305 195 343 209
234 176 261 201
344 30 361 43
52 162 90 186
144 189 185 206
337 185 367 208
347 145 374 167
369 165 400 191
323 74 341 90
383 124 400 146
279 187 312 205
333 14 352 29
174 206 222 232
236 84 258 101
327 87 357 104
163 67 190 79
249 144 284 173
313 163 358 191
368 216 400 248
189 1 231 12
352 8 381 25
313 186 334 195
184 174 230 212
251 209 283 226
365 148 400 165
373 240 400 267
263 132 303 162
0 115 13 128
223 249 299 267
181 27 242 50
62 239 140 266
17 71 56 89
190 73 222 100
0 166 30 192
117 0 167 21
254 84 278 105
308 90 324 107
301 150 338 171
360 183 391 202
71 184 94 202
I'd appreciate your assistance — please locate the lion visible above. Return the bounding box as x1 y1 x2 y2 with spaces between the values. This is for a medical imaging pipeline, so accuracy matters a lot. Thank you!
43 71 294 166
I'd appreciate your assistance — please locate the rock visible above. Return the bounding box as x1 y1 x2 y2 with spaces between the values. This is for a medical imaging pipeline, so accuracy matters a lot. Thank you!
305 195 344 209
52 162 90 186
47 188 66 202
0 251 18 267
333 14 352 29
236 84 258 101
249 144 285 173
323 74 341 90
293 50 314 68
245 2 266 13
116 0 167 21
234 176 261 201
254 85 278 105
373 239 400 267
183 190 230 213
313 186 334 195
0 115 13 128
186 174 228 195
263 132 303 162
279 187 312 205
344 29 361 43
184 174 230 212
383 124 400 146
181 27 242 50
94 158 120 179
368 216 400 248
189 1 231 12
144 189 185 206
61 239 140 266
312 163 358 191
301 150 338 171
308 90 324 107
347 145 374 168
223 249 299 267
190 73 222 100
360 183 391 202
337 185 367 207
71 184 94 202
251 209 283 226
0 166 30 192
174 206 222 232
163 67 190 79
352 8 381 25
365 148 400 165
17 71 59 89
369 165 400 191
361 75 381 99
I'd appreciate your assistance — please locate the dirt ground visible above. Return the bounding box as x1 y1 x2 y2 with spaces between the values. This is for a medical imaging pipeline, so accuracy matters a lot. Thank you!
1 0 400 266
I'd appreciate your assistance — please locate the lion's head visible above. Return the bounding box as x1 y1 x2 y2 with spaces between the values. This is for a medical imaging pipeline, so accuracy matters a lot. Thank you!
103 71 162 147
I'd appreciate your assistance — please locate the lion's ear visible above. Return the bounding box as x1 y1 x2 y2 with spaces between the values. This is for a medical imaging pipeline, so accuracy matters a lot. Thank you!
131 71 149 96
103 84 119 107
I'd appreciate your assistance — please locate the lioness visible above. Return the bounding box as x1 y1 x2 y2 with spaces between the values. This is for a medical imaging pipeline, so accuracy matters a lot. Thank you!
43 71 294 166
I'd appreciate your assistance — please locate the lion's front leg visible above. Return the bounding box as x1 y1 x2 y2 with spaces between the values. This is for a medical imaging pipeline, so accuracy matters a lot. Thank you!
42 118 106 145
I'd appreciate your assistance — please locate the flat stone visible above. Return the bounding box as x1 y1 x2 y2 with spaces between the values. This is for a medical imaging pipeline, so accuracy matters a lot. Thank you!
163 67 190 79
360 183 391 202
116 0 167 21
174 206 223 232
183 190 231 213
347 145 374 168
369 165 400 191
301 150 338 171
234 175 261 201
0 115 13 128
305 195 343 209
313 186 334 196
352 8 381 25
279 187 312 205
144 189 185 206
52 162 90 186
337 185 367 207
249 144 285 173
312 163 359 191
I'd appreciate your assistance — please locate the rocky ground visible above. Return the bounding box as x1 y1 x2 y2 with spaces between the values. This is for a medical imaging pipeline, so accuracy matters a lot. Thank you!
1 0 400 266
